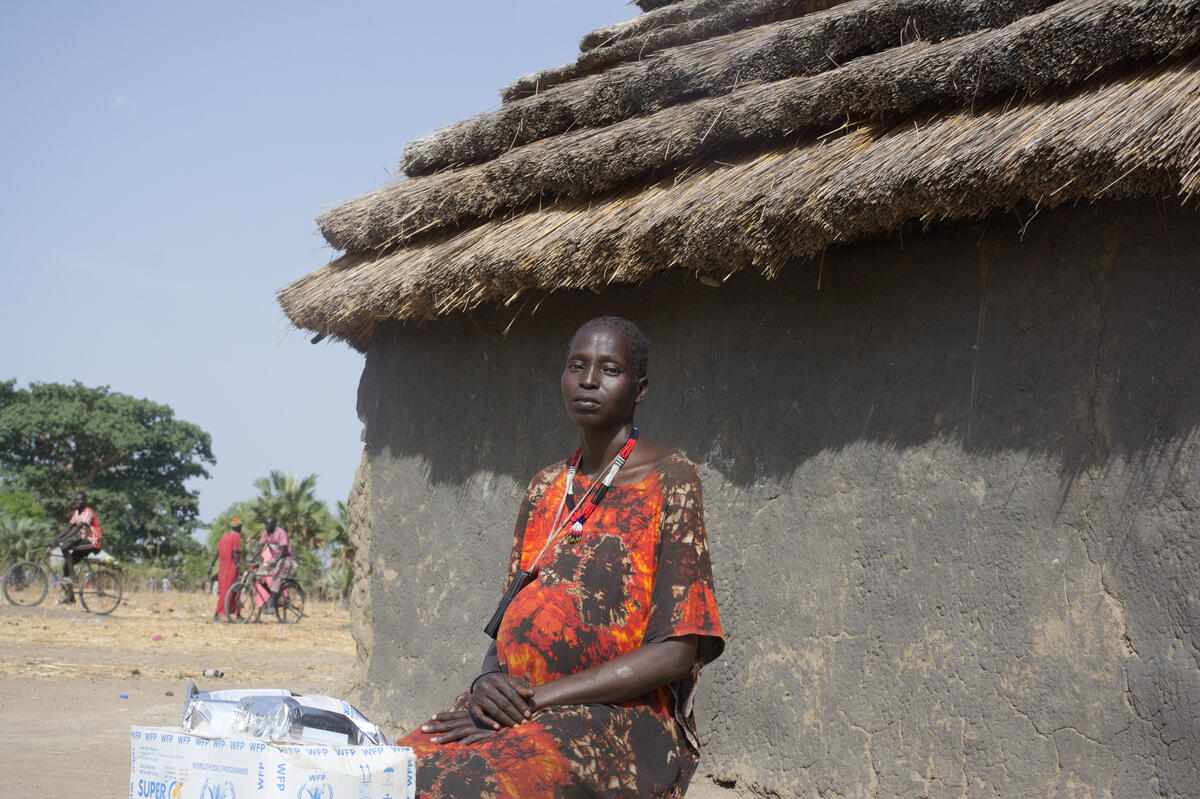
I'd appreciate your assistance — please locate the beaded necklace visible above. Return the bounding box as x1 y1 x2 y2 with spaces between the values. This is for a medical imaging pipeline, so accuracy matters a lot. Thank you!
559 427 639 545
483 427 639 639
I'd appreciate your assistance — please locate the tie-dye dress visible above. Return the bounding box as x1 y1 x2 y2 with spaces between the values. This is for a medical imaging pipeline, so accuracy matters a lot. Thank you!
398 452 725 798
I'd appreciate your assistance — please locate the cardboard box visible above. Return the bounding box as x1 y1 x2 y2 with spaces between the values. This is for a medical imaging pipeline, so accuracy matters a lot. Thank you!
130 726 415 799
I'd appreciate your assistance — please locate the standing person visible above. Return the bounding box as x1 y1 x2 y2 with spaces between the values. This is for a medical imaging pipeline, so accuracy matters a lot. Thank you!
51 491 102 604
207 519 243 621
399 316 725 798
254 516 293 610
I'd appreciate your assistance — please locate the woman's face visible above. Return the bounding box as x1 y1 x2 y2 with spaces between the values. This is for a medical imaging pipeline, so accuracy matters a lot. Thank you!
561 324 647 430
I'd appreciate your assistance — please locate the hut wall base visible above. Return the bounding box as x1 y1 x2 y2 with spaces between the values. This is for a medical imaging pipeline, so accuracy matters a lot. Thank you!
353 197 1200 796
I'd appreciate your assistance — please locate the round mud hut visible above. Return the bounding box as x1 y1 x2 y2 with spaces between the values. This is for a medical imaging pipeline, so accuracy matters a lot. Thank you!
280 0 1200 795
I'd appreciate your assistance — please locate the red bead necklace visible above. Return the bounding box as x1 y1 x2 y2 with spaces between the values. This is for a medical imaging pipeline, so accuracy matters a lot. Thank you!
558 427 639 545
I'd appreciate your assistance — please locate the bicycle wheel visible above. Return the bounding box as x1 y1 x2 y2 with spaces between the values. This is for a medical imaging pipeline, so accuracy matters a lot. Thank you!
79 569 123 615
274 578 305 624
225 581 259 623
3 562 48 607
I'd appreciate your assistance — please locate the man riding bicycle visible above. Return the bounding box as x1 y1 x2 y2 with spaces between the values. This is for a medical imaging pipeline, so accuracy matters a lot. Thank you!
53 491 101 604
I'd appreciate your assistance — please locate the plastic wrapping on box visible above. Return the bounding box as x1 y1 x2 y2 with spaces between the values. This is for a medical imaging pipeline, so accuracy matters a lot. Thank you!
188 685 294 702
181 684 292 739
182 683 386 746
292 694 387 745
181 698 240 738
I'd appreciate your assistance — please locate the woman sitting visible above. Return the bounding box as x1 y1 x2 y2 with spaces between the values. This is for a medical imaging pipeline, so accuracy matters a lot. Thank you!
398 316 724 798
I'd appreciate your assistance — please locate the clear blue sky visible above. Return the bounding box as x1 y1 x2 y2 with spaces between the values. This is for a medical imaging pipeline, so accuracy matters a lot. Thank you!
1 1 632 531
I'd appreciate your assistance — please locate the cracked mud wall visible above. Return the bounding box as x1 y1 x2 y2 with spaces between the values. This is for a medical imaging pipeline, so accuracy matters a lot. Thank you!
337 450 373 697
352 197 1200 796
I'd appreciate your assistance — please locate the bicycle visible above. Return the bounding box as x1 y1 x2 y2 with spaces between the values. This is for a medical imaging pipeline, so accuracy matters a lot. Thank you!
223 560 304 624
3 542 124 615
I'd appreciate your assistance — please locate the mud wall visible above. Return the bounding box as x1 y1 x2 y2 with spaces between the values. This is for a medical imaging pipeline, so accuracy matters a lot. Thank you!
351 198 1200 796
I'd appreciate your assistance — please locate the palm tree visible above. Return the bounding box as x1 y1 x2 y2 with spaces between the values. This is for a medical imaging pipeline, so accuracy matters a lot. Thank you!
247 471 334 551
0 513 53 565
325 500 355 600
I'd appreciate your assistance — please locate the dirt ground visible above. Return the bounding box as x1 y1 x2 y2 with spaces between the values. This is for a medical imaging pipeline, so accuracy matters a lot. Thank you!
0 590 740 798
0 589 353 797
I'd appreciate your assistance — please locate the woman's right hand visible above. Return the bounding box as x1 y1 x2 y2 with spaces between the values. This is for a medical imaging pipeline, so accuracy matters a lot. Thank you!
469 672 535 730
420 710 497 745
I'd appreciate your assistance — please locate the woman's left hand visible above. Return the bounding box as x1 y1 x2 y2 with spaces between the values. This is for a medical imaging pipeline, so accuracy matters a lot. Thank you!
469 672 535 730
419 710 497 745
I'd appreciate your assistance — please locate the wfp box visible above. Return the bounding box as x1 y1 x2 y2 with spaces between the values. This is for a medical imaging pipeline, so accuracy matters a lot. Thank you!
130 726 415 799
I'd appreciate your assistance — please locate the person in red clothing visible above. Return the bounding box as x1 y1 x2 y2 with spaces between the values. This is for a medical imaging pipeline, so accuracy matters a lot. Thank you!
52 491 101 604
207 518 244 621
399 317 724 798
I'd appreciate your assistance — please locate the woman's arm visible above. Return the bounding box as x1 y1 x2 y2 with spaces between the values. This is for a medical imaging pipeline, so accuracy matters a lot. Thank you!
474 634 698 724
478 639 500 674
421 636 696 744
532 635 697 709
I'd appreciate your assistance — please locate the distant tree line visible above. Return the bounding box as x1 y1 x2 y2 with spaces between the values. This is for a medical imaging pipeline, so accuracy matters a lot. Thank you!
194 470 354 600
0 381 353 598
0 380 213 564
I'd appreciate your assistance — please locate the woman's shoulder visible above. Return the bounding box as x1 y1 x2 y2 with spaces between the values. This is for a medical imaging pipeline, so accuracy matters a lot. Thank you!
651 449 700 488
526 458 571 492
616 439 698 487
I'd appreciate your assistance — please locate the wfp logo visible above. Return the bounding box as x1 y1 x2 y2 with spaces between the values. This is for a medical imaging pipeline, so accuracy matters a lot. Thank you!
135 779 183 799
296 785 333 799
200 778 236 799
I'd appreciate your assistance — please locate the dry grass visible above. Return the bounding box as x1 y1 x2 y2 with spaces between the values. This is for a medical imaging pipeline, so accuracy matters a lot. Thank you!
503 0 852 103
580 0 828 52
0 590 353 684
635 0 685 11
283 0 1200 347
318 0 1200 255
282 56 1200 349
400 0 1057 176
0 590 359 798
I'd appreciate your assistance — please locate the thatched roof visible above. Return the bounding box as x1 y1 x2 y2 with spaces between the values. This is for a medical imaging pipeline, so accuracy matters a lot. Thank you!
281 0 1200 350
502 0 854 103
635 0 686 11
400 0 1064 177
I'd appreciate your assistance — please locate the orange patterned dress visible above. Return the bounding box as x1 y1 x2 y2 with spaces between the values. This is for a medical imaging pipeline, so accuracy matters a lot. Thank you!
399 452 724 798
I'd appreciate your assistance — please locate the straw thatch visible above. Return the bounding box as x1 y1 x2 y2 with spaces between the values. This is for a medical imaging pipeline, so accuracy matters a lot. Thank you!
319 0 1199 254
282 0 1200 346
503 0 852 103
282 55 1200 349
635 0 685 11
580 0 813 52
402 0 1059 177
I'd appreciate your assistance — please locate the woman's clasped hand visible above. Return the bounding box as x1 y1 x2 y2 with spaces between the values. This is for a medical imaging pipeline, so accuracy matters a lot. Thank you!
421 672 535 744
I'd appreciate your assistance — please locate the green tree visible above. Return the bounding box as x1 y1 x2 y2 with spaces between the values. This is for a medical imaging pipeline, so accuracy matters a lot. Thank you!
325 500 355 599
0 513 54 564
246 471 334 551
0 380 215 561
0 490 46 521
206 501 256 551
204 473 346 598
